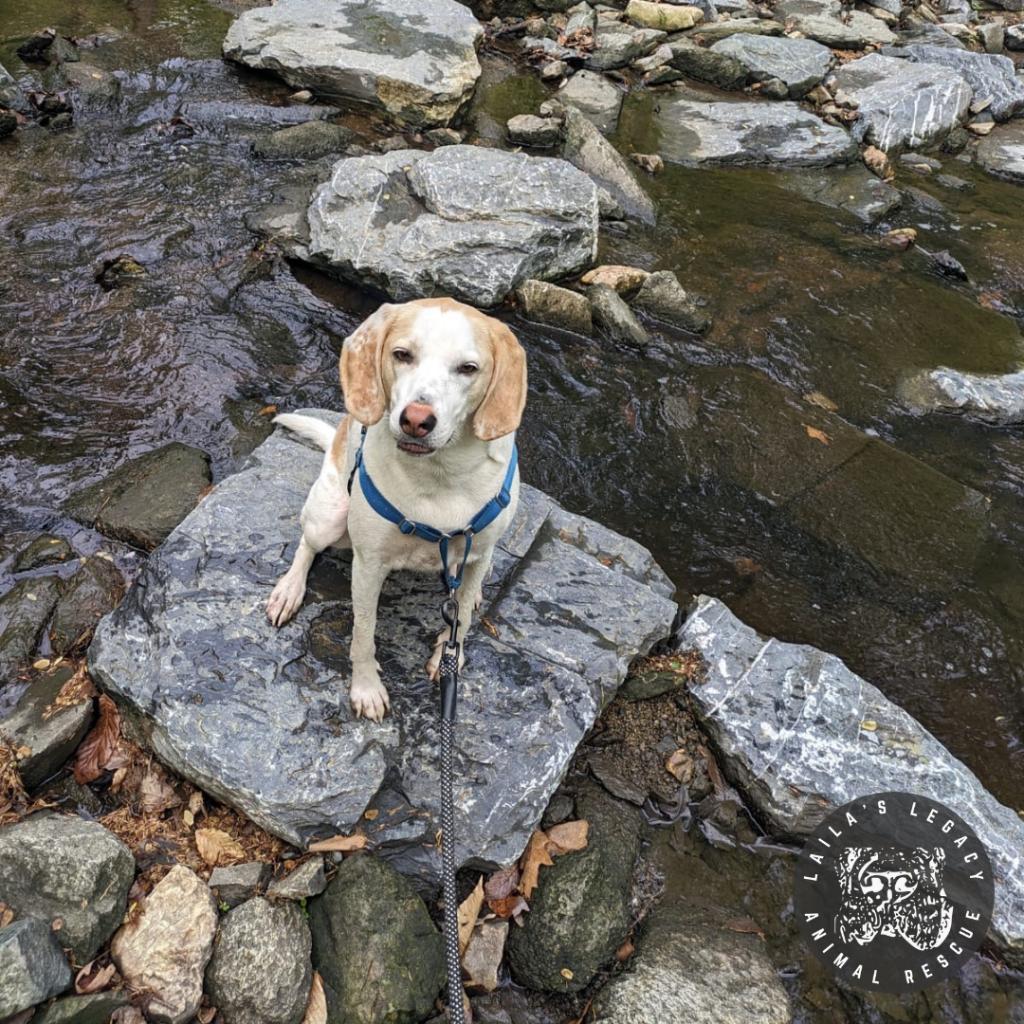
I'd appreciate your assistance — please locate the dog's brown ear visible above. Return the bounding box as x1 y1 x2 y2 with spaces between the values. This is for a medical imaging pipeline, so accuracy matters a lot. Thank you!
473 319 528 441
340 303 396 426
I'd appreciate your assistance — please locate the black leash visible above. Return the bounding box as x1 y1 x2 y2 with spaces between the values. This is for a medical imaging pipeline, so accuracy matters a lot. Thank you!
438 591 465 1024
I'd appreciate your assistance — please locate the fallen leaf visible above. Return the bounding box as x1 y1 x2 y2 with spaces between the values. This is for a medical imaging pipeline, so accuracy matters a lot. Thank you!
140 765 181 815
665 749 694 784
308 833 367 854
32 658 50 670
483 865 519 901
723 916 765 939
302 972 328 1024
43 663 97 719
363 808 379 821
458 876 485 957
803 424 831 446
0 902 14 928
545 820 588 855
804 390 838 413
615 939 635 961
73 695 122 785
195 827 246 867
75 960 116 995
486 894 529 920
258 404 278 417
518 831 554 901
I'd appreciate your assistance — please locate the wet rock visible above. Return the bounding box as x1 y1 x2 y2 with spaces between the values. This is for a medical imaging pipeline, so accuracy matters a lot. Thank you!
17 29 57 62
94 254 146 290
223 0 482 128
926 247 968 279
13 535 74 572
778 164 903 223
89 413 677 878
206 897 312 1024
593 904 789 1023
540 59 569 81
560 107 656 223
632 270 710 334
666 39 748 90
48 37 81 65
580 265 649 294
0 665 94 789
267 857 327 901
309 855 444 1024
61 63 120 105
66 442 212 552
677 595 1024 966
516 279 593 334
33 992 131 1024
973 119 1024 182
687 17 785 40
179 100 336 129
1006 24 1024 50
253 121 354 160
507 784 640 992
0 576 61 681
0 813 135 961
209 862 272 909
557 70 624 133
0 61 25 111
831 53 972 151
935 171 972 190
901 366 1024 424
50 556 124 655
650 93 856 167
588 284 650 345
896 45 1024 121
299 146 598 307
633 43 674 74
712 34 832 97
0 919 72 1019
507 113 562 148
111 865 218 1024
626 0 704 30
586 21 665 70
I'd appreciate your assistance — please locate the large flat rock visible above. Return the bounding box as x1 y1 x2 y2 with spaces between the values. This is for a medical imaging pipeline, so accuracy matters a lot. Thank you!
222 0 482 128
831 53 972 151
89 412 677 884
649 93 857 167
711 34 833 97
973 119 1024 184
676 595 1024 966
301 147 599 308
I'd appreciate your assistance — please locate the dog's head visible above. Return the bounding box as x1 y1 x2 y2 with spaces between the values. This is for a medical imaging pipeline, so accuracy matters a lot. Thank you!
339 298 528 456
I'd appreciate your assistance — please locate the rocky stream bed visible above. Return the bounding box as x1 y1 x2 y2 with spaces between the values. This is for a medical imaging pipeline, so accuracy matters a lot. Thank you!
2 0 1024 1022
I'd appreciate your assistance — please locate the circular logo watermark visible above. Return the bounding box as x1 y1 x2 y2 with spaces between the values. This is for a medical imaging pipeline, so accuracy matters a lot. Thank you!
793 791 994 993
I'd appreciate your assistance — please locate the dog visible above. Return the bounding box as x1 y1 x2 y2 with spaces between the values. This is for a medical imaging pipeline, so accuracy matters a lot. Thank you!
266 298 527 722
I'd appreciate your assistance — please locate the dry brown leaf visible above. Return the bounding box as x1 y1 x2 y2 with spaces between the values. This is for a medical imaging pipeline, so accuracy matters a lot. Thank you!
75 960 116 995
73 694 122 784
518 831 554 901
665 749 694 784
140 765 181 815
458 876 485 957
43 664 97 719
803 424 831 446
302 972 328 1024
363 808 379 821
545 820 589 856
723 916 765 939
484 865 519 901
804 391 838 413
0 902 14 928
258 404 278 417
308 833 367 854
486 894 529 920
195 827 246 867
615 939 635 961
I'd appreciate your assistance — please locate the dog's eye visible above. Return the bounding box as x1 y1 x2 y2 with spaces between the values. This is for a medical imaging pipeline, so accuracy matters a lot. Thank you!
392 348 413 364
457 362 479 376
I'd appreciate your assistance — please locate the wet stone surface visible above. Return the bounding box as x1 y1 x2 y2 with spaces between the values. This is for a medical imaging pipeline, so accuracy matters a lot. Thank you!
89 411 678 883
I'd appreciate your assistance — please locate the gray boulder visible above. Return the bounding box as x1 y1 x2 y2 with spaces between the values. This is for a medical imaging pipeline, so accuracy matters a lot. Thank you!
65 442 212 552
557 70 624 133
206 898 312 1024
267 857 327 901
0 814 135 961
779 0 895 46
1 60 27 112
507 784 640 992
901 366 1024 424
309 855 443 1024
507 113 562 148
223 0 482 128
973 119 1024 183
299 147 599 307
831 53 972 151
49 556 125 655
676 595 1024 967
687 18 785 40
667 39 749 90
589 284 650 345
209 862 272 909
88 413 677 880
586 22 666 70
253 121 354 160
711 34 832 97
778 165 903 223
896 45 1024 121
516 279 594 334
0 919 72 1019
0 576 61 682
61 63 120 106
0 665 94 790
632 270 710 334
178 100 336 130
33 992 130 1024
649 93 856 167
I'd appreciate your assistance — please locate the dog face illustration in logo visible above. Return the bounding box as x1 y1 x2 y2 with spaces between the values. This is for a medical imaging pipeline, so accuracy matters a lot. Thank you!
834 846 954 951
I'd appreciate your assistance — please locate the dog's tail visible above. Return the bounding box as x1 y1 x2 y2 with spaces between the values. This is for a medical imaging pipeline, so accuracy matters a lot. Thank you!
273 413 337 452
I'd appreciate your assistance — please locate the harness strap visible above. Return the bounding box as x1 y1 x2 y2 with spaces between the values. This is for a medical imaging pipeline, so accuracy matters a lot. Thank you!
347 425 518 591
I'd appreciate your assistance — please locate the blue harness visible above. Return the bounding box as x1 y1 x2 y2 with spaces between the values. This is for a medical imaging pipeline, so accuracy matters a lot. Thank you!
347 425 518 593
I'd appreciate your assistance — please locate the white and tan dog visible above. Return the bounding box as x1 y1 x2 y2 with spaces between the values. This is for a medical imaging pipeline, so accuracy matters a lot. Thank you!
266 298 527 722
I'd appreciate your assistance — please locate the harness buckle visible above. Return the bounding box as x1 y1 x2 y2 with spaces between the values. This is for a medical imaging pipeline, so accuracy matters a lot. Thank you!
398 519 416 536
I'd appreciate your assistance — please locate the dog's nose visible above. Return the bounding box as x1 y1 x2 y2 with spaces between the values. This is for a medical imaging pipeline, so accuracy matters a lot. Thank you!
400 403 437 438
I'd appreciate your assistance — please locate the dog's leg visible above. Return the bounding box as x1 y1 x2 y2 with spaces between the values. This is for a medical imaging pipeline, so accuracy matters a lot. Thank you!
267 462 349 627
349 551 390 721
426 551 492 681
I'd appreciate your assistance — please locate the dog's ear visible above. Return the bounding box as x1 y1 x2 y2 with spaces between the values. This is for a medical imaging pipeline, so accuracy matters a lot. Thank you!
340 303 396 426
473 319 528 441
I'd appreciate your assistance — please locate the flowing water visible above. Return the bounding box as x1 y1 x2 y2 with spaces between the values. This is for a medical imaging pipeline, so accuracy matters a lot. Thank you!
1 2 1023 1015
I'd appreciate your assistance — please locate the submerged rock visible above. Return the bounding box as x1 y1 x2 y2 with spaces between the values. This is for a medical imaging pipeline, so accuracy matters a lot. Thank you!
0 813 135 961
299 146 599 307
650 93 856 167
223 0 482 128
61 63 121 106
0 919 72 1019
632 270 710 334
677 595 1024 967
12 534 73 572
252 121 354 160
88 412 677 879
973 119 1024 183
516 279 593 334
309 855 444 1024
778 164 903 223
831 53 972 151
711 34 833 97
901 366 1024 424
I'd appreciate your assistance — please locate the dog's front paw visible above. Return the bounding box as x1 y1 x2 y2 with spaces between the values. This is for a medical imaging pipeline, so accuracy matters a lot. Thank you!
267 573 305 627
425 630 466 682
350 670 390 722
